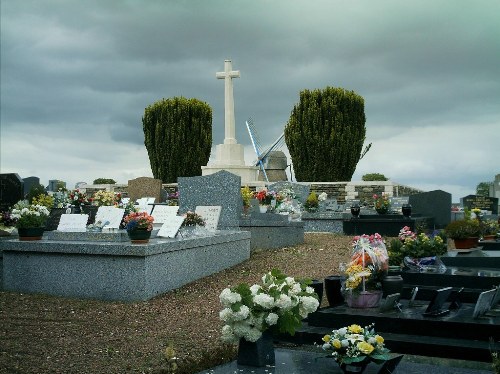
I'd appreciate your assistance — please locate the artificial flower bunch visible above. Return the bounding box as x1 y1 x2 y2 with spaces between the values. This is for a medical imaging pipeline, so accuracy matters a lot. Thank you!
52 188 71 208
254 189 275 206
343 234 388 294
219 269 319 343
320 323 390 365
373 193 390 211
123 211 154 231
92 190 121 207
241 186 254 208
181 211 205 227
68 189 90 206
10 201 51 229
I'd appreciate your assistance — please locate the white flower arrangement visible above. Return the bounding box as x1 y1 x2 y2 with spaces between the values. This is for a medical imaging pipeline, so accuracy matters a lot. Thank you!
318 192 328 201
11 201 51 229
320 323 390 365
219 269 319 343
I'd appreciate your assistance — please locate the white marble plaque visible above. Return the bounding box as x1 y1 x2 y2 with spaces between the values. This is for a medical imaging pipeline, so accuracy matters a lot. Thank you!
136 197 155 214
195 206 221 231
95 206 125 229
57 214 89 232
157 216 185 238
151 205 179 224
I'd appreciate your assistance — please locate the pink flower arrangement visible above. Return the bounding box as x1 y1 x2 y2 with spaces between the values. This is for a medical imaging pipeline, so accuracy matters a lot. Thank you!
123 211 154 231
398 226 416 242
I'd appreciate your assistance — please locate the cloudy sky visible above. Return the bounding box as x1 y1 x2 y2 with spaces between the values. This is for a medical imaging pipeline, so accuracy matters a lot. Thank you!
1 0 499 202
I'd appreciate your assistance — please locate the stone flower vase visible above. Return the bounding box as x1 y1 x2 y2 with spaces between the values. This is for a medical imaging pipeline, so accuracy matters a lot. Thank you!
259 205 268 213
324 275 345 307
237 330 275 367
381 275 404 298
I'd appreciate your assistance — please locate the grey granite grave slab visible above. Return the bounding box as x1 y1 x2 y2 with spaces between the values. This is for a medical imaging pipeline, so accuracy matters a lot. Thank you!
239 214 304 250
2 231 250 301
178 170 241 230
409 190 451 228
0 173 24 211
47 230 130 242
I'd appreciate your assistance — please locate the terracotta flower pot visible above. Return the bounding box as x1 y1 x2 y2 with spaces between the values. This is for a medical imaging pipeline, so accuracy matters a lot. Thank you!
453 237 479 249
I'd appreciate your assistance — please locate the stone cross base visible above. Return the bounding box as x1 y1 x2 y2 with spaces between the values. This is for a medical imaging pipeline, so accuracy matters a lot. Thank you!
213 143 246 166
201 165 259 184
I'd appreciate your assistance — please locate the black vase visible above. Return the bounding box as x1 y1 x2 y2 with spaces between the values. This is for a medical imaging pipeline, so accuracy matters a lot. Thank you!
237 330 275 367
351 205 361 218
310 279 324 305
324 275 345 307
381 275 404 298
402 204 412 218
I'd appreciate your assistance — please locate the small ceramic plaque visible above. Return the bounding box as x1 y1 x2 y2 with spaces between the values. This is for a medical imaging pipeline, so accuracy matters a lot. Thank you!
57 214 89 232
195 206 221 231
95 206 125 230
157 216 185 238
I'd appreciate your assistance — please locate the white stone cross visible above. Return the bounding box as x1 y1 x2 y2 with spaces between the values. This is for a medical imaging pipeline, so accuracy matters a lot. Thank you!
216 59 240 145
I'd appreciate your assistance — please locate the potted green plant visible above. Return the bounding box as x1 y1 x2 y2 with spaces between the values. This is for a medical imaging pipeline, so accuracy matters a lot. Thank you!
10 200 51 240
444 219 481 249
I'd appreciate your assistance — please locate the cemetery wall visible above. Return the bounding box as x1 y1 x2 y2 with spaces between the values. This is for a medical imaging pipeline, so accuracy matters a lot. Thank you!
163 181 423 204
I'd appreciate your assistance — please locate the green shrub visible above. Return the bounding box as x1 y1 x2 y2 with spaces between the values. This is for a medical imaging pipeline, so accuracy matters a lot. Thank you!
362 173 388 181
304 192 319 212
445 219 481 239
93 178 116 184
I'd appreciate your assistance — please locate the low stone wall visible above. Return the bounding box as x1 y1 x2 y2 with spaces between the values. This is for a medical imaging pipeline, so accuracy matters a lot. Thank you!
2 231 250 301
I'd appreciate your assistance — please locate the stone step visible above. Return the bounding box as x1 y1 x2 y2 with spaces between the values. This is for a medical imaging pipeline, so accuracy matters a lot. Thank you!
276 324 498 362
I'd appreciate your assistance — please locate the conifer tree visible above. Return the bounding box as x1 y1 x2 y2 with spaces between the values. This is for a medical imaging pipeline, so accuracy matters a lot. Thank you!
143 97 212 183
284 87 366 181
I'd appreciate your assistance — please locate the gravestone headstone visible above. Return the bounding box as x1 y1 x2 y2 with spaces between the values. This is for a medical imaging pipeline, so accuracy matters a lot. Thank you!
23 176 40 196
390 196 410 212
268 181 309 204
178 170 241 230
128 177 162 203
0 173 24 211
409 189 451 228
462 195 498 215
47 179 59 192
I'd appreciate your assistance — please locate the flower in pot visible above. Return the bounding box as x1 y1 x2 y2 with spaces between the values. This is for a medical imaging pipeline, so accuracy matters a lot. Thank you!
123 211 154 243
52 188 71 209
241 186 254 212
304 192 319 213
68 189 90 206
445 219 480 240
92 190 121 207
254 189 274 206
389 226 447 270
124 211 154 231
445 219 481 249
373 193 390 214
219 269 319 344
10 200 50 240
11 201 50 229
343 234 389 308
320 323 391 371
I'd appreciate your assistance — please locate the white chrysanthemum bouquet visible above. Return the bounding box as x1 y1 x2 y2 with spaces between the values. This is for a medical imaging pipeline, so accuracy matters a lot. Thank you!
219 269 319 343
321 323 390 365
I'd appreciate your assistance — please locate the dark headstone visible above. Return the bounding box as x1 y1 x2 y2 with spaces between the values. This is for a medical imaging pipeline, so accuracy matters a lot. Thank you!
409 189 451 228
178 170 241 230
0 173 24 211
47 179 59 192
23 176 40 196
462 194 498 214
